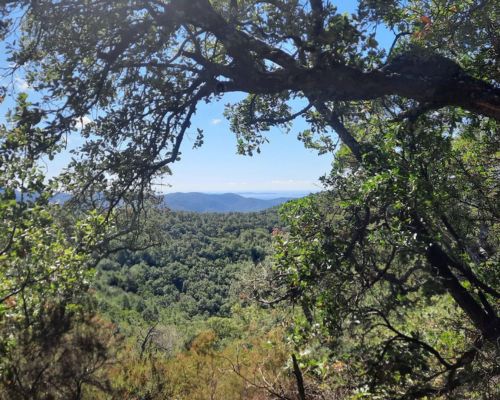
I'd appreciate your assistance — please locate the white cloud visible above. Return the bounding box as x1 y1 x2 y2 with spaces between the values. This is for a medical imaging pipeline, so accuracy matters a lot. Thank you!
74 115 93 130
14 76 30 91
211 118 222 125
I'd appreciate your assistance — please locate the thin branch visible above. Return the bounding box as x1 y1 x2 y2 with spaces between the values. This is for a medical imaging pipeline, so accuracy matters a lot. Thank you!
313 102 363 161
371 309 453 369
291 354 306 400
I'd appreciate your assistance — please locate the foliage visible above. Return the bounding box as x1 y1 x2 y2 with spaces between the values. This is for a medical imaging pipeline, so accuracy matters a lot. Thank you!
95 209 280 325
96 320 294 400
0 0 496 207
271 105 499 397
0 95 117 398
0 1 498 398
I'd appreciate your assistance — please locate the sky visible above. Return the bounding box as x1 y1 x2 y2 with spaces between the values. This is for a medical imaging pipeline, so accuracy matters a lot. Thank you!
0 1 395 195
157 96 333 194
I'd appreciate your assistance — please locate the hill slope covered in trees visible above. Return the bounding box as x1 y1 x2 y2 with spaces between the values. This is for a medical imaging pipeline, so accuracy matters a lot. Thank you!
96 209 280 323
162 192 293 212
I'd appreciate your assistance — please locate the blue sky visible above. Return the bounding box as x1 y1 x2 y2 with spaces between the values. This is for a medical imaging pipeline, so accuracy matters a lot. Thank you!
0 1 394 194
160 97 334 193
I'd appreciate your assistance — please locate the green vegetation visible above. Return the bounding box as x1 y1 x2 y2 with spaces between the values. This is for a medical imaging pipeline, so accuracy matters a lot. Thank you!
1 1 499 399
0 94 116 399
95 209 279 324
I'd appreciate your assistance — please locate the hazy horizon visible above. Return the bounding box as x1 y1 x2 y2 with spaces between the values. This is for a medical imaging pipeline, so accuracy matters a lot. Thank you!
160 190 317 200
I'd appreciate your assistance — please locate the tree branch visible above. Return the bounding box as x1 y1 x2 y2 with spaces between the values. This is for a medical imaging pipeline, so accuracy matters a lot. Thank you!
312 102 363 161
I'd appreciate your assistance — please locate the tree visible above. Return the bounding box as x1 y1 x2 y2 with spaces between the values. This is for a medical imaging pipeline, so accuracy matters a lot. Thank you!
272 111 499 396
0 0 498 397
0 94 121 399
0 1 497 190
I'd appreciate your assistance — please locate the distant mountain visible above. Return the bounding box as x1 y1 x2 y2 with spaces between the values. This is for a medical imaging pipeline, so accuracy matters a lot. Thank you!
8 191 71 203
162 192 294 213
234 191 314 200
50 193 72 203
5 190 297 212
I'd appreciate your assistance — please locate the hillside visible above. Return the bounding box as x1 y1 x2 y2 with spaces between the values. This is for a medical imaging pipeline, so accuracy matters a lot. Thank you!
96 208 280 321
162 192 293 212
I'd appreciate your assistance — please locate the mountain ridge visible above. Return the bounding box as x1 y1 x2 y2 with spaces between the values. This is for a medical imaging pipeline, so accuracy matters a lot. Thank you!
163 192 294 212
7 190 297 212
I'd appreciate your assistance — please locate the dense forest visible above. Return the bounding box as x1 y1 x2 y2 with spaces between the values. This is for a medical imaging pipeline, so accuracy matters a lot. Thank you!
1 0 499 399
91 208 297 399
96 209 279 323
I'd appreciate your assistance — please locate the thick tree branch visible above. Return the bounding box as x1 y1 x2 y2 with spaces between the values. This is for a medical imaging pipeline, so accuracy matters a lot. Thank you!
309 0 324 39
291 354 306 400
151 0 500 120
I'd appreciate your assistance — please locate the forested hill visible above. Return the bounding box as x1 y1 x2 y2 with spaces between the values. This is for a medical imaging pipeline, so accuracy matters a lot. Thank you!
162 192 293 212
96 208 280 323
7 191 293 211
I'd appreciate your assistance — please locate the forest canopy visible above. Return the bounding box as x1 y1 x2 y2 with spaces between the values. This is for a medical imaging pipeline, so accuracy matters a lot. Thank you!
0 0 499 399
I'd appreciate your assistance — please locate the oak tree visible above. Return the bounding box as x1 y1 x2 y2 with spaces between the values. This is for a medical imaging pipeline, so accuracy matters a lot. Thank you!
0 0 498 397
